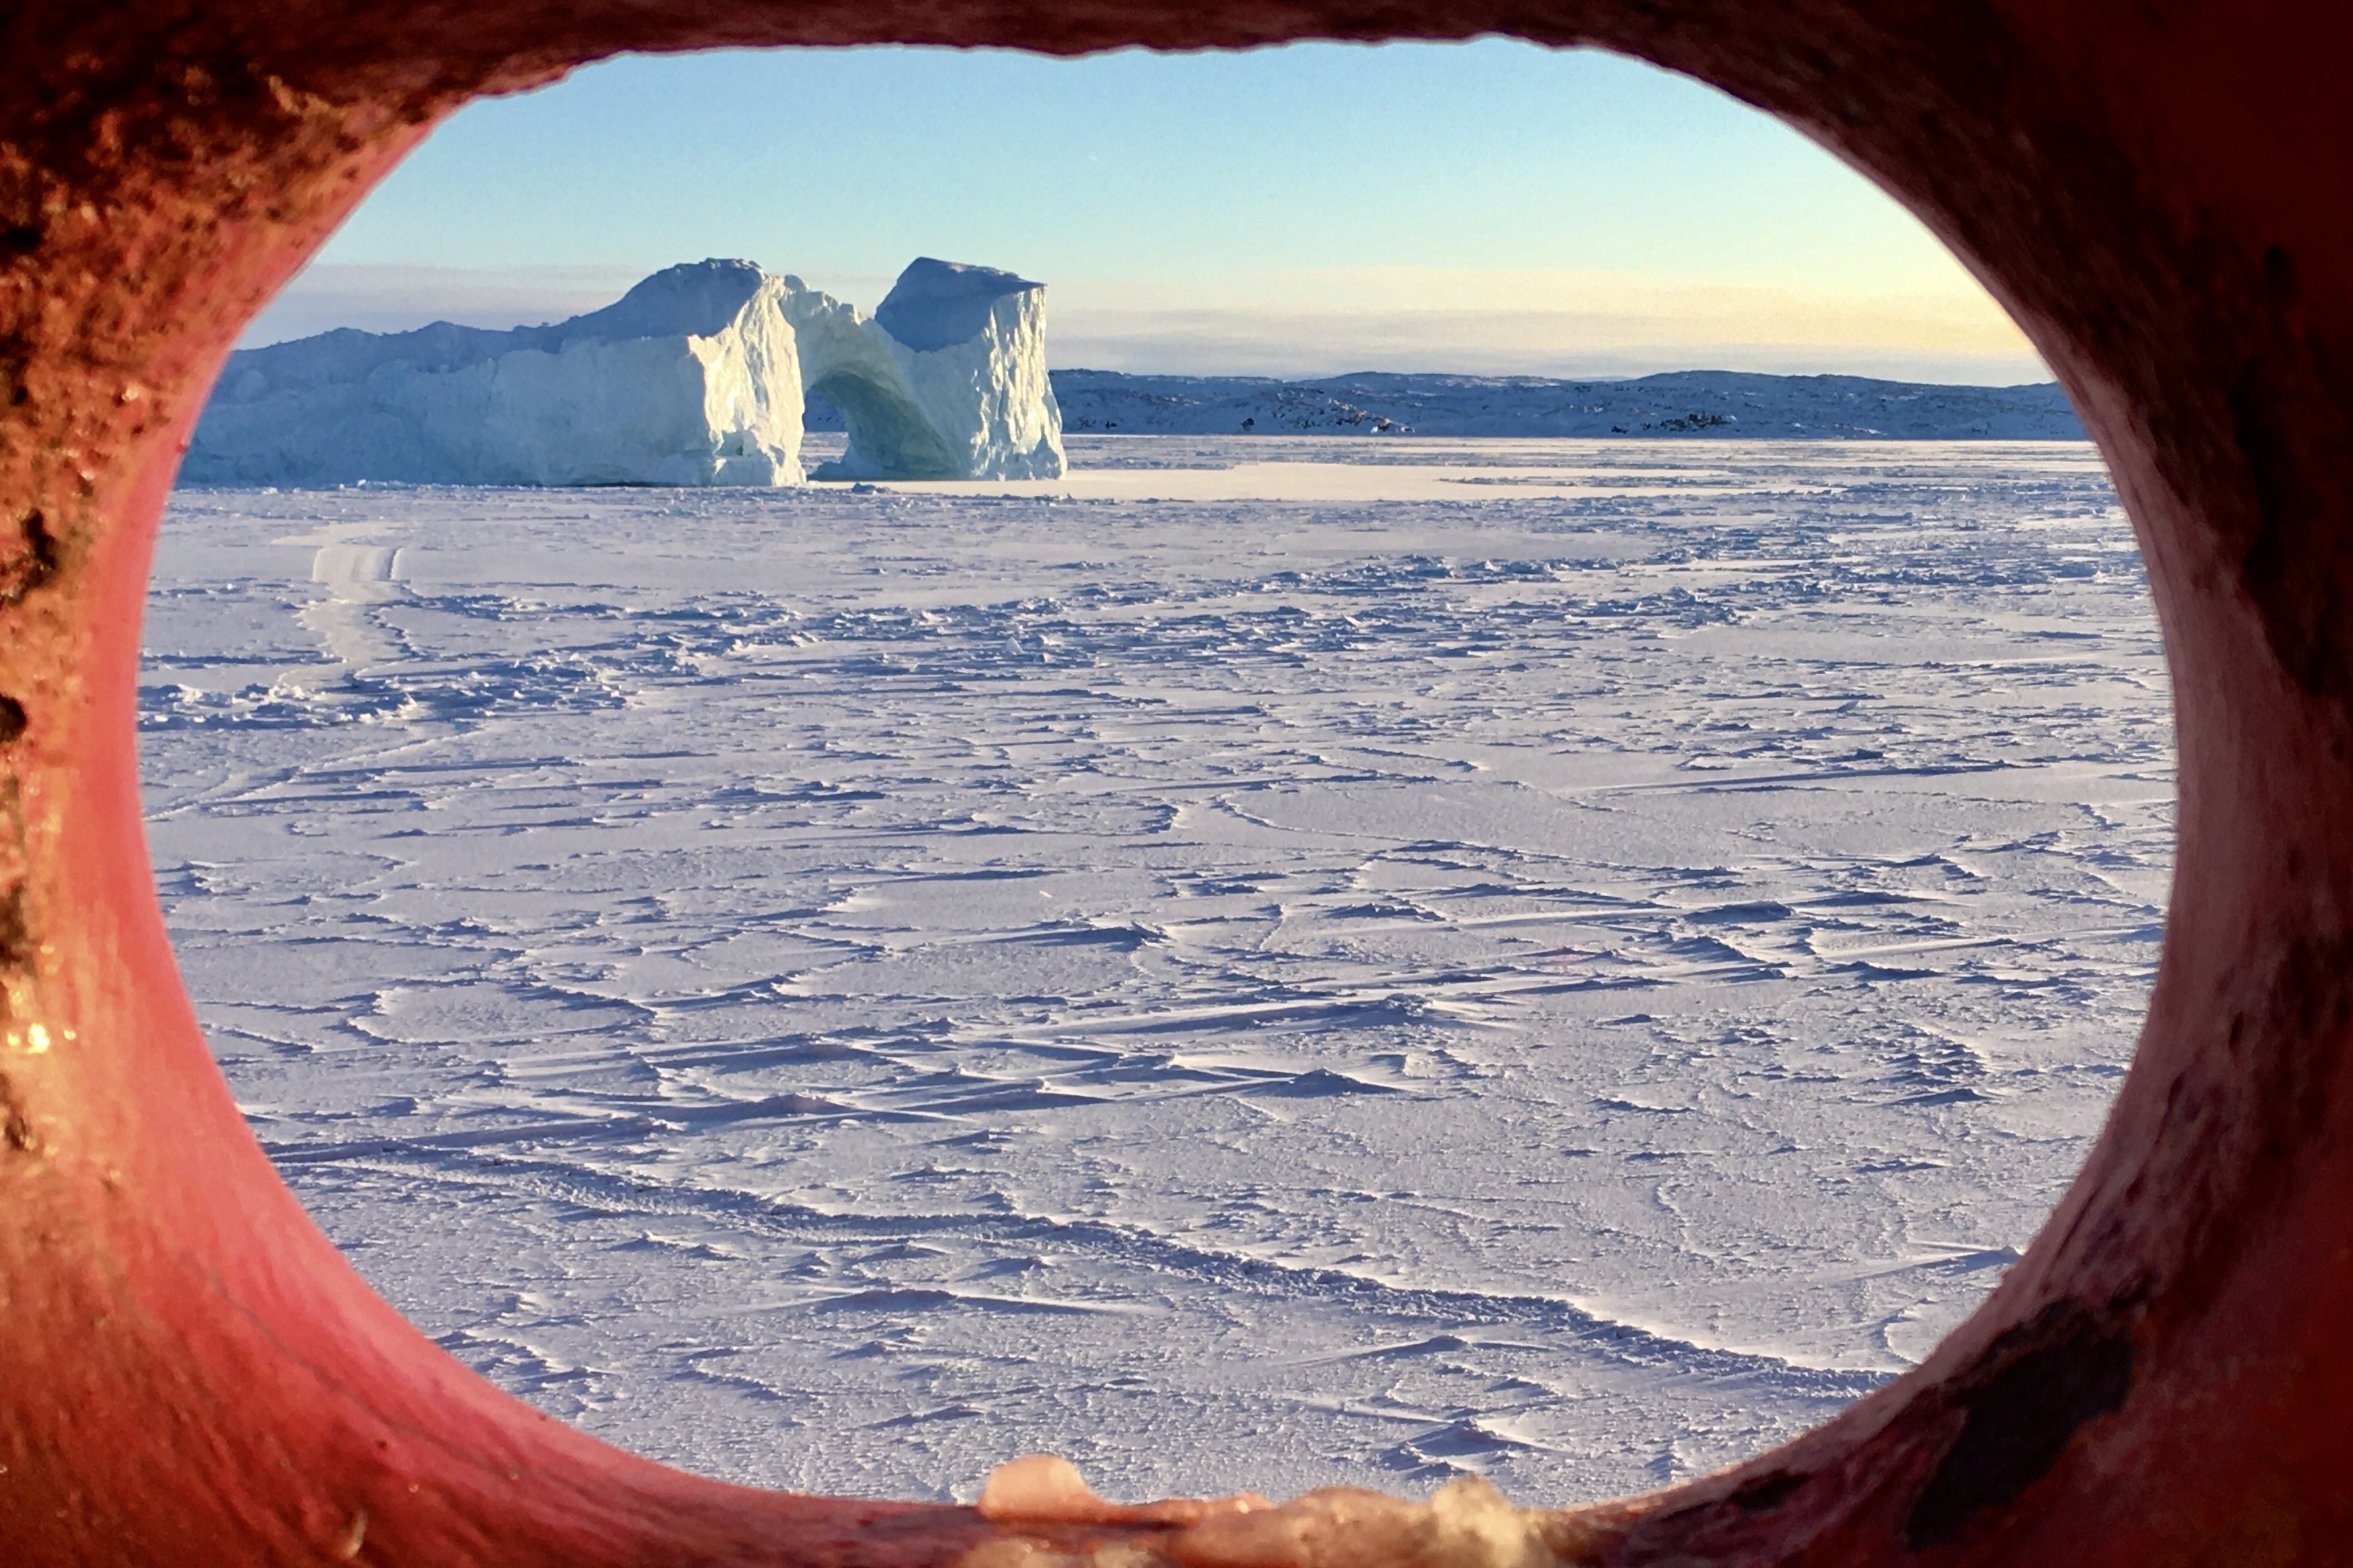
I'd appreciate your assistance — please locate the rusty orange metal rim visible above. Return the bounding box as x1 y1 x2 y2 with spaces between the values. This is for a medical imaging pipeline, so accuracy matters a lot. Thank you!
3 3 2351 1563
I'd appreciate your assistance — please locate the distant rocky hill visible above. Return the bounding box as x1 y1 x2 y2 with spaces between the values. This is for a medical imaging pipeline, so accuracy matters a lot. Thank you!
819 369 2086 441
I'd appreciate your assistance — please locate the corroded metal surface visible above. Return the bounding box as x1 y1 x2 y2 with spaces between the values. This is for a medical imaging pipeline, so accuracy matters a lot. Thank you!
3 2 2351 1563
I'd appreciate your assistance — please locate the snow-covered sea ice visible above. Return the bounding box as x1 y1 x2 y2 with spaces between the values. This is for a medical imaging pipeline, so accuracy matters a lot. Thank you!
145 436 2166 1508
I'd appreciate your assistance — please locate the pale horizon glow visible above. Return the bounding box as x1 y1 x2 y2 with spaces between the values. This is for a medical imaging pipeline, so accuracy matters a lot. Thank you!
248 43 2052 385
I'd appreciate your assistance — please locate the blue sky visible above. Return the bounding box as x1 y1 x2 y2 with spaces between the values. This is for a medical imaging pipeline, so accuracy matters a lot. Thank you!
254 41 2048 382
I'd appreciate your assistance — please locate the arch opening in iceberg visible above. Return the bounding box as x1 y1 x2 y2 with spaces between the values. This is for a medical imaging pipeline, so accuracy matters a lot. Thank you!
789 259 1068 483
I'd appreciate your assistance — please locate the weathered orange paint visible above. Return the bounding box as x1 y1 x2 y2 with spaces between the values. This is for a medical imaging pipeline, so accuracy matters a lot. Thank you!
3 2 2351 1563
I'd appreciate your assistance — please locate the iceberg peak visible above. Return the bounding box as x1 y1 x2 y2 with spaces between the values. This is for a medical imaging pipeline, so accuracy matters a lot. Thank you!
550 259 770 348
875 257 1043 353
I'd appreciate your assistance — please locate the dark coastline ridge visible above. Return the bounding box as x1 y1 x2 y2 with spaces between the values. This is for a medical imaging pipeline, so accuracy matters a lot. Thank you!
808 367 2087 441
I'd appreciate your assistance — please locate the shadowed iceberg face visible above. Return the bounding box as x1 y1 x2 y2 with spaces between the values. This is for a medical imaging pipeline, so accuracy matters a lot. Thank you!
805 369 962 479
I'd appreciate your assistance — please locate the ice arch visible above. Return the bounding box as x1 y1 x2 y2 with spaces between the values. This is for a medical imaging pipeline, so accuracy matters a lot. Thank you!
788 259 1068 481
2 3 2350 1565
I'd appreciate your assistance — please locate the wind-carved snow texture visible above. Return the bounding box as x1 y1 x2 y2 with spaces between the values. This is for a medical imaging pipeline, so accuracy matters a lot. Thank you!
186 261 808 488
142 439 2168 1510
786 259 1067 481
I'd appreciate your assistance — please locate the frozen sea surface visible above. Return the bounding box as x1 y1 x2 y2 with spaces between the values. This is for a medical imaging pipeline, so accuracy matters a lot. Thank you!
144 436 2169 1507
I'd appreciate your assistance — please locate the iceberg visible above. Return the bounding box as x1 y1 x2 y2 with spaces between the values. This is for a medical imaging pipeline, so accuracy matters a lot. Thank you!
184 256 1068 488
787 258 1066 481
184 260 806 487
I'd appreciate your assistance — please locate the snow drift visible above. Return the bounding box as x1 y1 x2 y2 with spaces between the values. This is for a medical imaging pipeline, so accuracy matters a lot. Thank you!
185 260 808 487
785 258 1066 481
